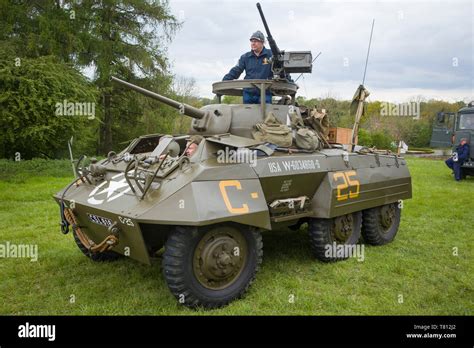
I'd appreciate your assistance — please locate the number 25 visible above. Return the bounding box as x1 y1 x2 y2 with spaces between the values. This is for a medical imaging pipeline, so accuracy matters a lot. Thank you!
333 171 360 201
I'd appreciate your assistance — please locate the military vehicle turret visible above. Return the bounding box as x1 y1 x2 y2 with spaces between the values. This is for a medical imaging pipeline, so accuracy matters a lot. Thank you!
54 3 412 308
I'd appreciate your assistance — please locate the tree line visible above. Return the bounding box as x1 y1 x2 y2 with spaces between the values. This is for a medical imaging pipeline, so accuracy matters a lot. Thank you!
0 1 465 159
0 0 188 159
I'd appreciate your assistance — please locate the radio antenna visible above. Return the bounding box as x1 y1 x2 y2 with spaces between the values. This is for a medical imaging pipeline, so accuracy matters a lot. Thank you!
350 19 375 152
362 19 375 85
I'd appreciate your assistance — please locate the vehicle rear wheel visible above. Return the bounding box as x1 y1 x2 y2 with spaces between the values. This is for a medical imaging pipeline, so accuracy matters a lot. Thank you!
362 203 401 245
308 211 362 262
162 224 263 308
72 229 122 262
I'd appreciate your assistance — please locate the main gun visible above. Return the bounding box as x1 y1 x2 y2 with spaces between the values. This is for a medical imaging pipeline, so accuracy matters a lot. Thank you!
111 76 206 120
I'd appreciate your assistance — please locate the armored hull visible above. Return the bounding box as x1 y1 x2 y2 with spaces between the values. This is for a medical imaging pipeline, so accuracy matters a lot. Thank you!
54 135 411 265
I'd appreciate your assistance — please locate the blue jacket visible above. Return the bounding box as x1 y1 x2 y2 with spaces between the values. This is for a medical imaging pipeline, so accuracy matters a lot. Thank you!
223 47 273 81
455 143 470 163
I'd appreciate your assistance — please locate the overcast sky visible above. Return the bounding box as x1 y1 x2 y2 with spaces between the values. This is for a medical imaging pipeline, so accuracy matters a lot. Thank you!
166 0 473 103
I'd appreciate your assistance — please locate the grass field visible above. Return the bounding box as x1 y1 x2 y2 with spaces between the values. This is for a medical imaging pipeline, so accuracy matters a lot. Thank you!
0 157 472 315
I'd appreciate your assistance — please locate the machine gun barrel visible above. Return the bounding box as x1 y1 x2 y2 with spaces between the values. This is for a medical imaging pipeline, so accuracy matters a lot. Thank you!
256 3 281 57
111 76 206 120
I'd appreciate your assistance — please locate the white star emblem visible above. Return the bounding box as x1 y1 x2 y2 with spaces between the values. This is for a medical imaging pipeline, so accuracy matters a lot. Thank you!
87 173 132 205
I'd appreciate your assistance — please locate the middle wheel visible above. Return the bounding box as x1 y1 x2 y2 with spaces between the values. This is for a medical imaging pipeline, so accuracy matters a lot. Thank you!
308 211 362 262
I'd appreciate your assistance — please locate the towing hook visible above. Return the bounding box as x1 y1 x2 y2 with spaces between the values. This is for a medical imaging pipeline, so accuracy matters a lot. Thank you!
59 201 70 234
108 222 120 237
60 221 70 235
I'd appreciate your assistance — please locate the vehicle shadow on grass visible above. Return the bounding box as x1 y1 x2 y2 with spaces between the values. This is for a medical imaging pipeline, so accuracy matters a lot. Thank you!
261 226 314 263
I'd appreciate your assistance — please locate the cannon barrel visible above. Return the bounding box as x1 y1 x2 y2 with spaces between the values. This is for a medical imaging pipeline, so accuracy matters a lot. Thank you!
111 76 206 120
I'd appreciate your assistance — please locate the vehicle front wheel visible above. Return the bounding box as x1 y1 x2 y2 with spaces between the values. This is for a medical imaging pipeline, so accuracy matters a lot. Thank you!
162 224 263 309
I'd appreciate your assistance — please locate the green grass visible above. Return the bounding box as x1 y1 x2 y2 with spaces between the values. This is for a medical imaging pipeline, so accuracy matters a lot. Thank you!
0 157 472 315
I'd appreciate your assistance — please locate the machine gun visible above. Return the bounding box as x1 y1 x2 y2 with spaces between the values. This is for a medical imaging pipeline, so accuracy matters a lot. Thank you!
256 3 313 79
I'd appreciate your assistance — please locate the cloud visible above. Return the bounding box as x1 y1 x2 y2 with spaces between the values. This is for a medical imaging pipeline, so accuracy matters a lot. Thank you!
167 0 473 102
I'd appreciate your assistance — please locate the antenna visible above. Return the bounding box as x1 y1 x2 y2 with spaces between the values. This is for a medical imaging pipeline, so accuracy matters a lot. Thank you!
362 19 375 85
295 51 322 82
350 19 375 153
67 136 77 177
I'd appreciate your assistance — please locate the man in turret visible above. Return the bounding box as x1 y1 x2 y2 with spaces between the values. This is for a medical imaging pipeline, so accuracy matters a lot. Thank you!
223 31 273 104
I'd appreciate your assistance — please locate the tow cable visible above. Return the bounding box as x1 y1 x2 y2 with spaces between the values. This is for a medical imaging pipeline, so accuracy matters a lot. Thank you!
63 208 119 254
59 176 119 253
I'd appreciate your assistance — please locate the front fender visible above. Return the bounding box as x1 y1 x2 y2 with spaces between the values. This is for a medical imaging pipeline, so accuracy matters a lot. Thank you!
138 179 271 230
